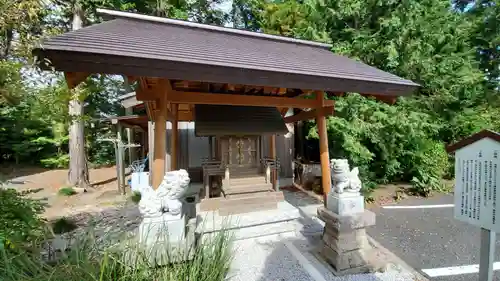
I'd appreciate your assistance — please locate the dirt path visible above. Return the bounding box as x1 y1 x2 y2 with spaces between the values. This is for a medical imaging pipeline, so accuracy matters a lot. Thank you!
2 166 130 220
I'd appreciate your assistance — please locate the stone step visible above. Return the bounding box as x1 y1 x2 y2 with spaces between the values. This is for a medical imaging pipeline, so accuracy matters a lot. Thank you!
226 190 284 201
229 180 272 190
229 169 260 176
199 191 283 211
218 200 278 216
224 183 273 196
228 176 267 185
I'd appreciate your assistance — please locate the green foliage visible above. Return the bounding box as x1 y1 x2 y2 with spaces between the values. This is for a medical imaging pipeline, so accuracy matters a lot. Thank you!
40 154 70 168
262 0 497 195
0 226 233 281
309 94 443 194
0 188 45 248
51 218 78 234
410 141 449 195
130 191 142 204
58 187 77 196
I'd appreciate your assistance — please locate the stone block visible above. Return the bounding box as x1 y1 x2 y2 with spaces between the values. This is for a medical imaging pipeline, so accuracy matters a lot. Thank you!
317 207 375 231
139 214 186 245
319 241 374 273
127 216 197 266
322 228 369 252
326 193 364 215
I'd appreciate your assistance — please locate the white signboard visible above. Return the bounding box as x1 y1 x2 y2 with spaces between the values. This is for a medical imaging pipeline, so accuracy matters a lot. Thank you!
454 138 500 231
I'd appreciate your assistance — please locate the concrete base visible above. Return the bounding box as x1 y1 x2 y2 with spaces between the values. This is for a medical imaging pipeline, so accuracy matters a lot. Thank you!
317 207 378 275
326 192 364 216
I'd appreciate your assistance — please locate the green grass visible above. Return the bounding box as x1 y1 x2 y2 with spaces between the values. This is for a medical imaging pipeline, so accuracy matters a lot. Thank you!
130 191 141 204
51 217 78 234
58 187 77 196
0 226 233 281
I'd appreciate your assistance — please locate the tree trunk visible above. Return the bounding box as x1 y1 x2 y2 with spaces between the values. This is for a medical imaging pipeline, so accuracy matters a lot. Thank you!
67 2 89 188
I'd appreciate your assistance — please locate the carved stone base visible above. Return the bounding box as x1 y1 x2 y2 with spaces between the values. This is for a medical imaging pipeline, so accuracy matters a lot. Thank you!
326 192 364 216
317 207 378 275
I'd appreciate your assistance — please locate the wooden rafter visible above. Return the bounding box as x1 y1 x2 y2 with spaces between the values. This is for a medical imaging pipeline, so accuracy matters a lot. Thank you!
166 90 334 108
64 72 89 89
279 107 289 117
283 106 334 123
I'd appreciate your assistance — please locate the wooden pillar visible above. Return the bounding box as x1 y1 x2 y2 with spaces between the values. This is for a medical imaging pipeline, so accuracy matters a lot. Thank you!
126 128 135 164
141 130 147 159
171 104 179 171
148 120 154 185
316 91 331 199
152 99 167 190
208 136 213 159
116 122 125 194
270 134 277 188
125 107 135 165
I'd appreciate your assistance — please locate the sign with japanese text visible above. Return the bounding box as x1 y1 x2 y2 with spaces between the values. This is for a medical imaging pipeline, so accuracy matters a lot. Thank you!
454 138 500 231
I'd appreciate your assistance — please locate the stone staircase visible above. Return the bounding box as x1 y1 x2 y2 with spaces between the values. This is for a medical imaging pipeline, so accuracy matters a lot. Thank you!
199 168 282 215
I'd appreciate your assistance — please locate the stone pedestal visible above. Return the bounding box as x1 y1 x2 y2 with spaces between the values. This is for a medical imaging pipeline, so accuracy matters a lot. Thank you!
317 206 376 275
138 214 196 265
327 192 365 216
139 213 186 245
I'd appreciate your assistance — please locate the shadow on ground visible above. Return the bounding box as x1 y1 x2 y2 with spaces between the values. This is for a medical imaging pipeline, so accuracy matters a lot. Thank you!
228 215 400 281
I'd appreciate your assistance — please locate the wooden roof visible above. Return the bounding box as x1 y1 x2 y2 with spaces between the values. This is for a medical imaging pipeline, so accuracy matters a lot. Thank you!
34 9 418 97
447 130 500 153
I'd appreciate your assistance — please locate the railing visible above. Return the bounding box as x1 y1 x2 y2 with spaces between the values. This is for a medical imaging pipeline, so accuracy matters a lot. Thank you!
201 158 229 199
260 157 281 191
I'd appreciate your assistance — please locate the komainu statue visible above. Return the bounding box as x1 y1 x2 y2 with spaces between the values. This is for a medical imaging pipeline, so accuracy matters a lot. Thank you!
138 169 191 218
330 159 362 194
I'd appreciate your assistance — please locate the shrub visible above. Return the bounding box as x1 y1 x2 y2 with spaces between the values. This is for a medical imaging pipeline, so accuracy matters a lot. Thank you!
52 218 78 234
410 140 449 196
130 191 141 204
0 226 233 281
58 187 76 196
0 188 45 249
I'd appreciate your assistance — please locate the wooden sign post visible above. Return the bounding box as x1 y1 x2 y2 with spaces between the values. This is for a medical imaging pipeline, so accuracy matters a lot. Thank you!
447 130 500 281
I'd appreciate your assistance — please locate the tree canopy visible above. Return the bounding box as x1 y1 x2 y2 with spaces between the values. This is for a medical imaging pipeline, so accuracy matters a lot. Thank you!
1 0 498 194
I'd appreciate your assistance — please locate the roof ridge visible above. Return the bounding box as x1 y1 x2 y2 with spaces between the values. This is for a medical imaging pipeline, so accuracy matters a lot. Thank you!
96 9 332 49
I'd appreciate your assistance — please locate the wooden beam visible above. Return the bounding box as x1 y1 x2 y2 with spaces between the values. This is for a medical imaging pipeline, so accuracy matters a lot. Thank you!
144 101 156 120
171 104 178 171
178 110 194 121
284 106 335 123
315 91 331 201
136 77 155 101
64 72 89 89
167 90 334 108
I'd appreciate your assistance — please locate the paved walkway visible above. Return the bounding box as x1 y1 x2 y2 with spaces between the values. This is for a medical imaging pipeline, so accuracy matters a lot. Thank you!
369 194 500 281
227 199 424 281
